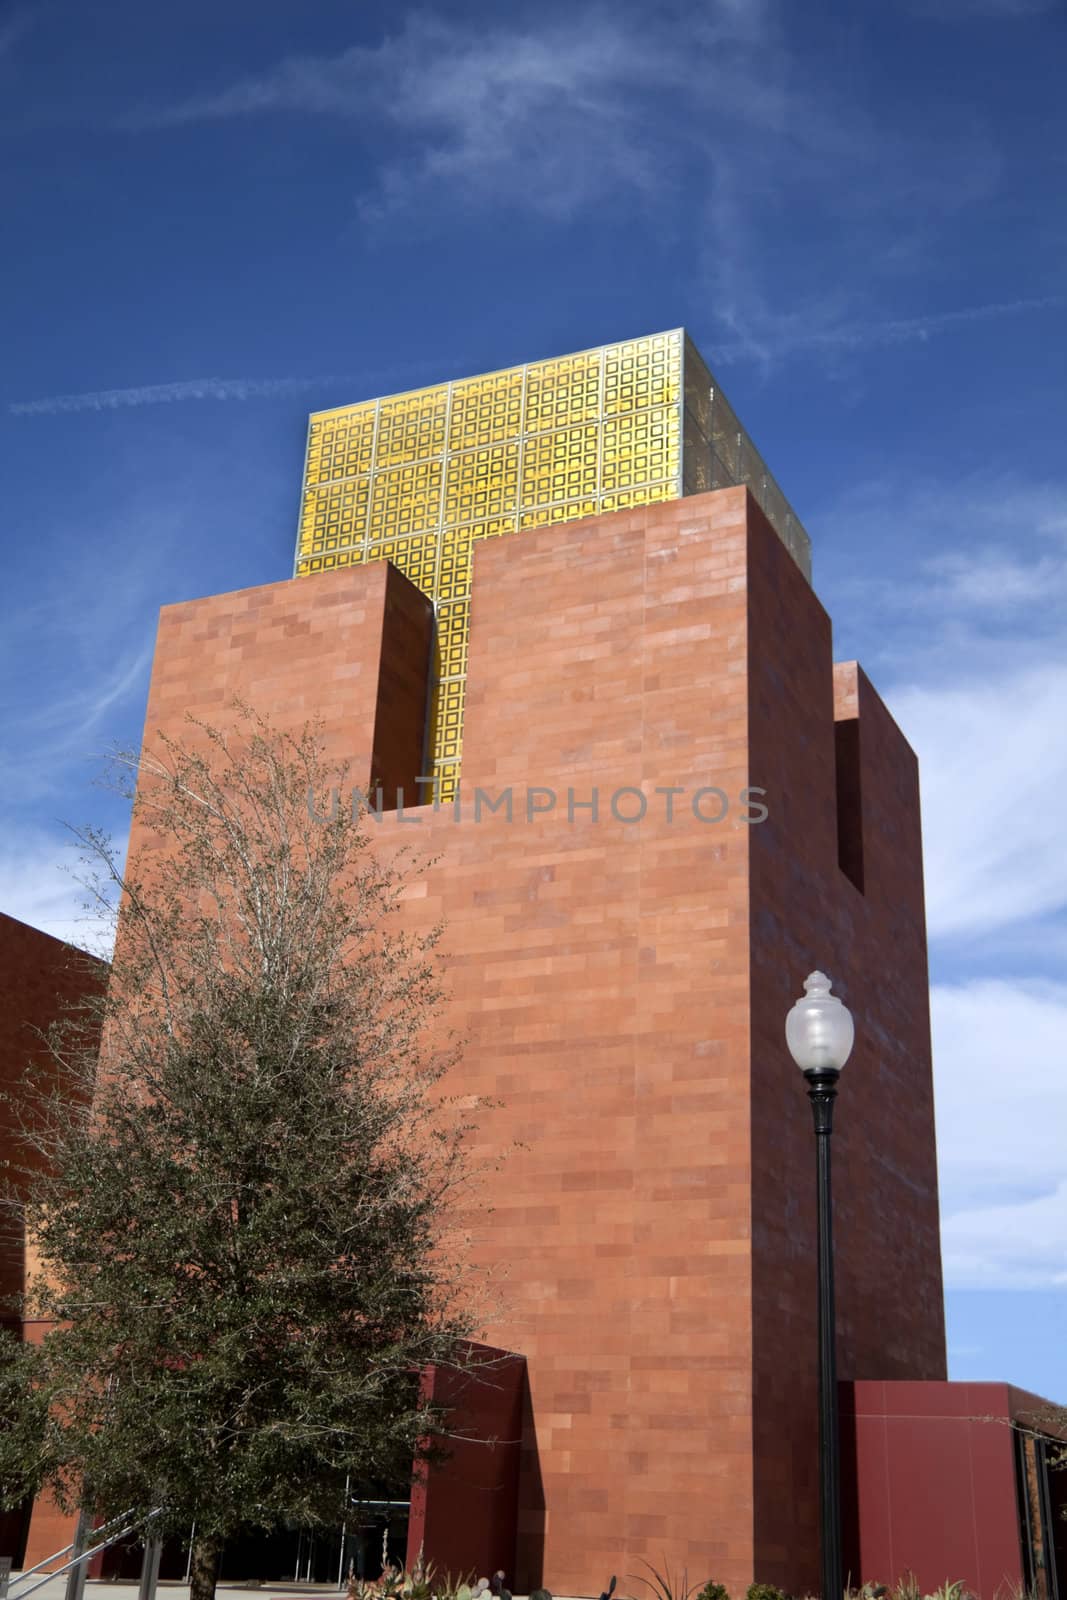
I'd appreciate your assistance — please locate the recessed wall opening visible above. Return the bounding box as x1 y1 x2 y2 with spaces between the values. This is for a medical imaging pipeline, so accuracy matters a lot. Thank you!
834 717 865 893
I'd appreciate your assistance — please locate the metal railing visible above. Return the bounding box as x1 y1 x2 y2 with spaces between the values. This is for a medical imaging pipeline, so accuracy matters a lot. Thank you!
5 1507 161 1600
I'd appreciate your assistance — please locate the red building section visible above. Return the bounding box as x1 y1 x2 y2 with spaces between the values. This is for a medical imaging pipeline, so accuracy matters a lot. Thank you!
407 1349 526 1582
844 1381 1066 1599
88 486 946 1596
10 487 1062 1596
0 912 103 1568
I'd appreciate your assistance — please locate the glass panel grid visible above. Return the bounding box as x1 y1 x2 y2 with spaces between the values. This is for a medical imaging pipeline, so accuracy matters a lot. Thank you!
295 329 811 799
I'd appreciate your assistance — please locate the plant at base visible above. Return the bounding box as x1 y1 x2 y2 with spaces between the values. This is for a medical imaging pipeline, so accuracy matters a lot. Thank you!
746 1584 791 1600
631 1559 712 1600
695 1583 730 1600
0 708 494 1600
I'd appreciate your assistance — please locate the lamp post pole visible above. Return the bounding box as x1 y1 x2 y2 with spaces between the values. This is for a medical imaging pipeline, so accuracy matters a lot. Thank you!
786 972 855 1600
809 1067 842 1600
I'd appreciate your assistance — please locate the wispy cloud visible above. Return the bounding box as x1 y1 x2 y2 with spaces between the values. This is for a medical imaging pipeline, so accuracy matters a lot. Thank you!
0 827 120 955
816 473 1067 943
125 7 798 221
712 296 1062 365
893 664 1067 943
119 5 1046 374
819 475 1067 670
933 978 1067 1288
813 469 1067 1287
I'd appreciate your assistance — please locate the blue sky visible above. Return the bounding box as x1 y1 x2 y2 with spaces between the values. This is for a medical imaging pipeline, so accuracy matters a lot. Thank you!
2 0 1065 1397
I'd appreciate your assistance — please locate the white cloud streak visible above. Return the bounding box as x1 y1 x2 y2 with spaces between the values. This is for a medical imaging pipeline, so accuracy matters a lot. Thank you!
848 476 1067 942
890 664 1067 943
125 6 804 222
9 374 347 417
933 979 1067 1289
815 471 1067 1287
0 829 119 955
9 357 466 418
119 6 1056 372
713 296 1063 364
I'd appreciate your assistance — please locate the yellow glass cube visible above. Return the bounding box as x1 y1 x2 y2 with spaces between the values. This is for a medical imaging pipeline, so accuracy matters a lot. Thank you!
294 330 810 797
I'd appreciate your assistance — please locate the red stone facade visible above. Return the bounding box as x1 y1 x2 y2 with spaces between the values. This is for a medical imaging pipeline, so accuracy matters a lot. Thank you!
0 913 103 1567
33 487 946 1594
843 1381 1067 1597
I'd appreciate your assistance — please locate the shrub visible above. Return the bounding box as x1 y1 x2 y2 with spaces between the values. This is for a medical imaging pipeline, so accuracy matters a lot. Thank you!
747 1584 791 1600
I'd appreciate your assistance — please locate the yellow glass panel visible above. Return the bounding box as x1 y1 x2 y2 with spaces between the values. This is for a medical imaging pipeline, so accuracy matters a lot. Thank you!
297 480 370 557
520 498 598 530
519 425 598 509
295 545 373 577
603 333 681 415
435 604 470 679
306 402 376 484
465 517 516 541
369 461 441 541
431 763 460 804
364 534 438 592
448 368 523 450
601 481 676 512
428 678 465 763
437 528 473 602
296 334 699 790
601 405 679 493
375 387 447 469
525 350 601 430
443 442 519 525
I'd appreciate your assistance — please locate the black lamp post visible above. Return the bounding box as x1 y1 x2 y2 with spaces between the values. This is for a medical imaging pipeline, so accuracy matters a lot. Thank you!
785 971 855 1600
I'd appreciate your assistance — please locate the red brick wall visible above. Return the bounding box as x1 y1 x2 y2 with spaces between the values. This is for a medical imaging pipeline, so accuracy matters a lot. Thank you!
0 913 103 1567
745 507 946 1591
0 915 99 1314
102 487 945 1596
139 560 432 809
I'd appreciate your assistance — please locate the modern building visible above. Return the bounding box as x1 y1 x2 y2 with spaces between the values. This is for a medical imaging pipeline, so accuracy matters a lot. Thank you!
11 331 1065 1597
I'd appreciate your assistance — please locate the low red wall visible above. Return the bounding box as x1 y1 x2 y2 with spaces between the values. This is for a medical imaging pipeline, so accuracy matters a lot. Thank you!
407 1346 525 1585
842 1381 1032 1597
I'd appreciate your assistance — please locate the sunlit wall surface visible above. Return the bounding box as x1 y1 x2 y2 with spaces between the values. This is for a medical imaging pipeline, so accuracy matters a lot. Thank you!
294 330 812 801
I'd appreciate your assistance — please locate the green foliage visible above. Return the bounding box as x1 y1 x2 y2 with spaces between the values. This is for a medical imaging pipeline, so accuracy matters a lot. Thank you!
529 1589 553 1600
883 1579 975 1600
695 1584 730 1600
746 1585 790 1600
0 709 489 1574
348 1553 480 1600
631 1560 711 1600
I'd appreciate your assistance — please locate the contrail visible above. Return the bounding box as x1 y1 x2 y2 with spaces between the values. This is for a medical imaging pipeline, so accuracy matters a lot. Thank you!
9 357 466 417
9 375 351 417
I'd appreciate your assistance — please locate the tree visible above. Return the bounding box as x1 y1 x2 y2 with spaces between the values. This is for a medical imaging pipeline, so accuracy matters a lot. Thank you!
0 709 488 1600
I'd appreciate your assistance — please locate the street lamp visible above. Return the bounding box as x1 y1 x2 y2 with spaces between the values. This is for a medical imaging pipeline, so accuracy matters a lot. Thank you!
785 971 855 1600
